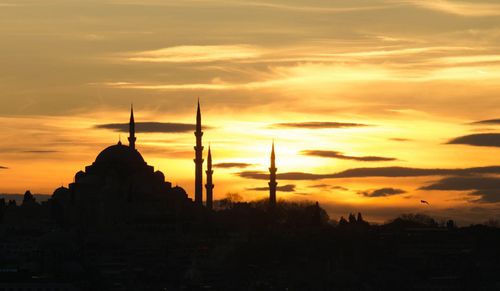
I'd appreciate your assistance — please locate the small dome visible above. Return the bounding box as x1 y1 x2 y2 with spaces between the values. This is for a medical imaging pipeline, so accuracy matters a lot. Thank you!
53 186 69 195
94 142 145 166
154 170 165 182
52 186 69 200
75 170 85 181
171 186 187 197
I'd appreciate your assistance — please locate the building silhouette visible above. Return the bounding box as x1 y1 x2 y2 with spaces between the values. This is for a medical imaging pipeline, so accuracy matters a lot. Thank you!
194 100 204 206
52 106 191 227
269 141 277 207
205 145 214 210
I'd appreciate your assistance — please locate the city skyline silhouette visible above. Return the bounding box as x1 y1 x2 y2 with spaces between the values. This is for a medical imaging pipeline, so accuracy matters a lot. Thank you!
1 1 500 289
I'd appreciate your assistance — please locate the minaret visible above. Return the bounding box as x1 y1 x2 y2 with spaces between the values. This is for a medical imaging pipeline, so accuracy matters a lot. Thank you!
128 104 136 150
205 145 214 210
194 99 204 206
269 141 277 207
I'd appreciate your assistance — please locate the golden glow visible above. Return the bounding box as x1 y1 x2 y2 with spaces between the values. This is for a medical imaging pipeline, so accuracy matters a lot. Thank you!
1 0 500 223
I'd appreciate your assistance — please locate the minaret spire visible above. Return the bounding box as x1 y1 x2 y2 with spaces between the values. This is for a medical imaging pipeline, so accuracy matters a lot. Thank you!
128 104 136 150
269 140 277 207
205 144 214 210
194 98 204 206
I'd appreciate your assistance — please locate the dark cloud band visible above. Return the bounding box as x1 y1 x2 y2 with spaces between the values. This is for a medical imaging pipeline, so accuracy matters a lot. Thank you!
472 119 500 125
421 176 500 203
246 184 296 192
95 122 207 133
359 188 406 197
214 163 253 169
448 133 500 147
238 166 500 181
302 150 396 162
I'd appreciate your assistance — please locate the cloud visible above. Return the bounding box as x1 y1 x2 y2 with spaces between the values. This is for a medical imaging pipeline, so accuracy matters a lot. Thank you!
94 122 204 133
396 0 500 17
238 171 325 181
126 45 261 63
246 184 296 192
309 184 349 191
111 0 393 13
472 190 500 203
214 162 253 169
22 150 60 154
271 122 369 129
308 184 330 189
103 82 234 91
472 119 500 125
421 176 500 203
390 138 412 142
359 188 406 197
0 166 8 169
222 1 393 13
302 150 396 162
103 57 500 94
332 186 349 191
0 3 19 7
448 133 500 147
238 166 500 181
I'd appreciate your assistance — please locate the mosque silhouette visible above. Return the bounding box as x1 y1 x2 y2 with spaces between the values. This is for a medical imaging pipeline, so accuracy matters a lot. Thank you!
49 101 277 228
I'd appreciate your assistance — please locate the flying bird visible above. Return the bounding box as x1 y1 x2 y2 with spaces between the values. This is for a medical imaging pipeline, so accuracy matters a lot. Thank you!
421 200 430 205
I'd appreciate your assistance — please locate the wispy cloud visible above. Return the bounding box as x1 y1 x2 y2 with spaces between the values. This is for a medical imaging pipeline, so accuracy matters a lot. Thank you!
246 184 296 192
214 162 253 169
0 166 8 169
126 45 261 63
104 57 500 93
421 176 500 203
0 3 19 7
359 187 406 197
272 122 369 129
472 119 500 125
238 166 500 180
302 150 396 162
390 138 412 142
448 133 500 148
94 122 205 133
103 82 233 91
22 150 60 154
309 184 349 191
216 1 394 13
111 0 393 13
395 0 500 17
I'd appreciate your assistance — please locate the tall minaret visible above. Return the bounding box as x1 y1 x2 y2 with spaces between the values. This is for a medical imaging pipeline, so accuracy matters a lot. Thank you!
128 104 136 150
269 141 277 207
194 99 204 206
205 145 214 210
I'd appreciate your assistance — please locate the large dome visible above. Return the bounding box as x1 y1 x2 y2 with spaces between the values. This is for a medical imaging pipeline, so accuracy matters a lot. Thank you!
94 142 145 165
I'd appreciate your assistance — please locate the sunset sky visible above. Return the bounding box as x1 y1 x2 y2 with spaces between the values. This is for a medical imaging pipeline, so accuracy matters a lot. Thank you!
1 0 500 224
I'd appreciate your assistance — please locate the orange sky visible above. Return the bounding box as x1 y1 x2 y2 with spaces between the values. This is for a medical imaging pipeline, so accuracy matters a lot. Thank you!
1 0 500 224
